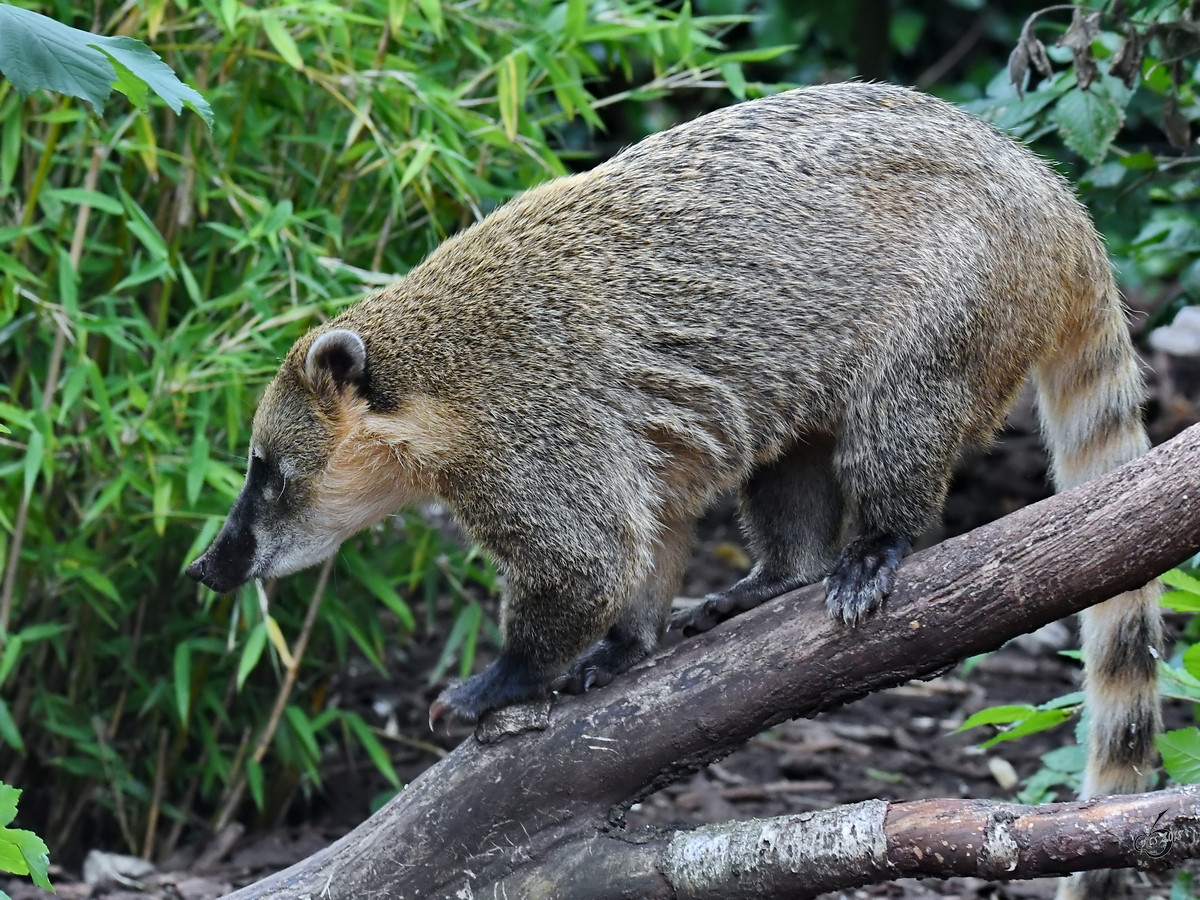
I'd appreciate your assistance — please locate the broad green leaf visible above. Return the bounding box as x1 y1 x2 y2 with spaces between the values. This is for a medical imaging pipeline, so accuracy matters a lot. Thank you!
0 840 27 876
1162 589 1200 613
237 622 267 691
174 641 192 722
1041 691 1085 711
0 5 211 127
1158 727 1200 783
1163 569 1200 595
261 13 304 71
1053 87 1122 166
6 829 49 889
0 785 19 828
78 568 120 603
81 473 130 525
0 4 114 110
120 190 170 261
90 35 213 127
1184 644 1200 682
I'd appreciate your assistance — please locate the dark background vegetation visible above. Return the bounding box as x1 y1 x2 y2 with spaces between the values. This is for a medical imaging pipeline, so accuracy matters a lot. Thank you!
4 0 1200 886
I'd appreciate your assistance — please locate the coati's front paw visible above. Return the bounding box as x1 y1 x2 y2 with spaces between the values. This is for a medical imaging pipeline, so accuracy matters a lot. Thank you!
428 654 547 730
823 533 911 627
666 572 807 639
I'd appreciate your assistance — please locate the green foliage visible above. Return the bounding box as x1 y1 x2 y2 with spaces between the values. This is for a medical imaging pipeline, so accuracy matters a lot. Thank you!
0 782 52 893
0 0 776 855
0 4 212 126
968 1 1200 330
957 694 1081 749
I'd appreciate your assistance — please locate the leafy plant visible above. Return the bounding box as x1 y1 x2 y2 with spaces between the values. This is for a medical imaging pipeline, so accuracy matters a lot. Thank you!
0 782 52 897
0 4 212 126
0 0 784 858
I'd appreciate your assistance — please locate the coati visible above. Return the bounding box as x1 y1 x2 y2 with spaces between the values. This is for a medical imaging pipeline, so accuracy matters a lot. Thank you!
187 82 1161 897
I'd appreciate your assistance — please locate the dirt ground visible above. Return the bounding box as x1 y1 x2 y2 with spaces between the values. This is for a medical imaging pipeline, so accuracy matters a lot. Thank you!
10 353 1200 900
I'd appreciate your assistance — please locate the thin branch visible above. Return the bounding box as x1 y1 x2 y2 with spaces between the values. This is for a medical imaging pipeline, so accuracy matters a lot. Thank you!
212 557 334 832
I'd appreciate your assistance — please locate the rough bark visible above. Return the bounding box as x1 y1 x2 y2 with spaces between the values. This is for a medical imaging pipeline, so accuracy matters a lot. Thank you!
488 787 1200 899
224 423 1200 900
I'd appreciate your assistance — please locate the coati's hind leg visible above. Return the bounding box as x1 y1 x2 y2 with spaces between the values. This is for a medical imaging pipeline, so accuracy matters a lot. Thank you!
825 371 968 625
553 514 694 694
671 435 844 637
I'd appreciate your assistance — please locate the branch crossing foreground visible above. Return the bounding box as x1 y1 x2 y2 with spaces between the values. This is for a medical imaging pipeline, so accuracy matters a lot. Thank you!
223 423 1200 899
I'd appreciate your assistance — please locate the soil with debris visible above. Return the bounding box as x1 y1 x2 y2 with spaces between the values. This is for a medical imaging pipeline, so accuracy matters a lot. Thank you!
10 354 1200 900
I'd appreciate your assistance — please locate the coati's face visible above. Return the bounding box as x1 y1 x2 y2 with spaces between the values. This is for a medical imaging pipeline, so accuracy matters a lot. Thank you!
186 328 428 594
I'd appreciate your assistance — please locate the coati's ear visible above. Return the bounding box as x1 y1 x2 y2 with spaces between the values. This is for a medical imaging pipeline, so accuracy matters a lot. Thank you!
305 328 367 393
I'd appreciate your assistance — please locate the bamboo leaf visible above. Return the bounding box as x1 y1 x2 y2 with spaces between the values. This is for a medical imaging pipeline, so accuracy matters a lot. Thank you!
261 13 305 71
174 641 192 722
237 622 267 691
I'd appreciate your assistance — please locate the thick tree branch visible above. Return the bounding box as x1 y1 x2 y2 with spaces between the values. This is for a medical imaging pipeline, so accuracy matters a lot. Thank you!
487 786 1200 899
225 423 1200 900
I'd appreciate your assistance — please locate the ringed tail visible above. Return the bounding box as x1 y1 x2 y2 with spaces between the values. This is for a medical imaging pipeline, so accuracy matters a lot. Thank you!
1034 266 1163 900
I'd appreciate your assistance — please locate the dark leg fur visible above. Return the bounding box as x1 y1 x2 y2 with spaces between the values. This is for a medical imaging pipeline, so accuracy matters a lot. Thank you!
430 650 548 727
670 437 844 637
824 532 910 625
827 368 968 625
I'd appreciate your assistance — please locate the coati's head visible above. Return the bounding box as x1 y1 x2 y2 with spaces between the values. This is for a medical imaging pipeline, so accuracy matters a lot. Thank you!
186 326 441 594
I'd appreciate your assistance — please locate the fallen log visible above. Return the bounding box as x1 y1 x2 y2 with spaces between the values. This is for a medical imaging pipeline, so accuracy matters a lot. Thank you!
488 786 1200 899
224 423 1200 900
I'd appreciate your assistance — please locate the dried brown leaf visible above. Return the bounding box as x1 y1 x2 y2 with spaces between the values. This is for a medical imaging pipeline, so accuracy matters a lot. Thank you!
1058 9 1102 51
1109 26 1144 89
1163 94 1192 151
1029 37 1053 79
1008 40 1030 99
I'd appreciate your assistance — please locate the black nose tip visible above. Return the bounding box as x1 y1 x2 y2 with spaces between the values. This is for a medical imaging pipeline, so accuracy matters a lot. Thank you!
185 556 205 582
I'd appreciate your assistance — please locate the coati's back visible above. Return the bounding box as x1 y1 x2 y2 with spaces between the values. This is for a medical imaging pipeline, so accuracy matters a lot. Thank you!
342 83 1107 497
194 83 1156 900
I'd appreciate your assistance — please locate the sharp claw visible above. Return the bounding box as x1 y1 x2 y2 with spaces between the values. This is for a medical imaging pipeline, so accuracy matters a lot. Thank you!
428 699 447 732
583 668 597 691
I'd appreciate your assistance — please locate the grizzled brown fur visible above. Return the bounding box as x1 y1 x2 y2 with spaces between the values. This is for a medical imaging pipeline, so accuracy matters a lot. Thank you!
189 83 1160 898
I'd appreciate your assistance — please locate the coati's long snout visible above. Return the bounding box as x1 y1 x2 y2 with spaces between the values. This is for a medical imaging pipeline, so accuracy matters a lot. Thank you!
185 489 258 593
